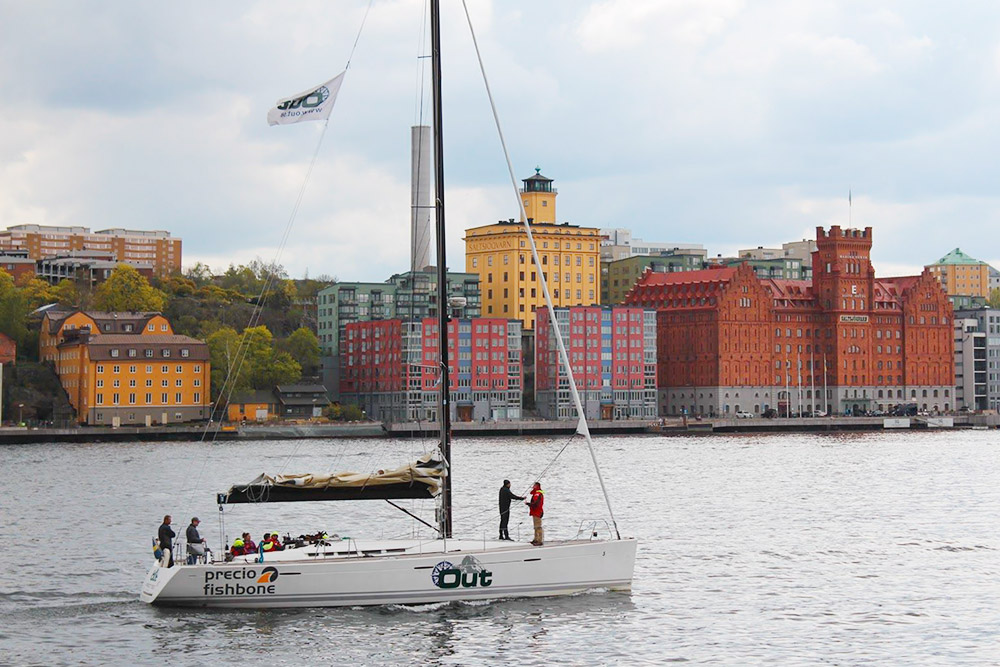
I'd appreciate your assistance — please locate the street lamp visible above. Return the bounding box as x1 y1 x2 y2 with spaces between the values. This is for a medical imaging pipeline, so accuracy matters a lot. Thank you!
18 403 24 425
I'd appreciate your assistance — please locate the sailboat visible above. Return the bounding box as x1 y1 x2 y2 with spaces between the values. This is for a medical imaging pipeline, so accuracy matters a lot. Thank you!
140 0 636 609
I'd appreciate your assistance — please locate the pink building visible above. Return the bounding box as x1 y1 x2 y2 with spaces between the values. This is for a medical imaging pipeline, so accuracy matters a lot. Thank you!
536 306 657 420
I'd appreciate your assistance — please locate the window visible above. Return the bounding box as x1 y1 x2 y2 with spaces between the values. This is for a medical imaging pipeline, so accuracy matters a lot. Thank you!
162 365 168 373
110 349 119 358
161 324 168 332
176 365 183 374
194 392 201 403
145 349 153 358
113 365 120 374
96 365 104 374
175 379 183 387
146 365 152 373
193 379 201 387
129 393 136 405
146 379 152 387
145 393 152 403
129 365 136 374
175 393 182 403
128 349 137 358
96 394 103 405
162 379 169 387
148 324 155 332
194 365 201 373
112 393 120 405
162 349 171 357
161 393 168 403
129 379 136 388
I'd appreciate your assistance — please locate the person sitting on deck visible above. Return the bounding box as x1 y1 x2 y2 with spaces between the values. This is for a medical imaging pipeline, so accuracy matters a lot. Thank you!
241 533 257 552
261 533 284 552
230 538 246 556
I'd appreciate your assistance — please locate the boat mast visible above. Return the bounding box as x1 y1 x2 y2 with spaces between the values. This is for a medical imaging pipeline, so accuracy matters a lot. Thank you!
430 0 452 539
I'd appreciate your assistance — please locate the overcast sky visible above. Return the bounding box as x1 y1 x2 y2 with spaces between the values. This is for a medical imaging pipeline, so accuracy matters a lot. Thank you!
2 1 999 282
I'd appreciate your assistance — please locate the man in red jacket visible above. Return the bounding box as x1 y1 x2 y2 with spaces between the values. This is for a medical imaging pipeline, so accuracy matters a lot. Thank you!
527 482 544 546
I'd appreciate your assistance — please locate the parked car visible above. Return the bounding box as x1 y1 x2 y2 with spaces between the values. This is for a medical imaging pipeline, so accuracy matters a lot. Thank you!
735 411 754 419
813 410 827 417
762 408 778 419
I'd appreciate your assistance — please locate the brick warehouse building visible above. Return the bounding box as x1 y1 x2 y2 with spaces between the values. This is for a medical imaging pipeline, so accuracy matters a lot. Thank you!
340 317 522 423
625 226 954 416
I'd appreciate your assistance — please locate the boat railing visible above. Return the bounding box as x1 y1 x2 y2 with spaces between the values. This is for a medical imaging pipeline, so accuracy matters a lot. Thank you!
573 519 614 541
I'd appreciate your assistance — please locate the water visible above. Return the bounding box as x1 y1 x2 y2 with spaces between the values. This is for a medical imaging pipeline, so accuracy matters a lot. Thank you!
2 431 1000 665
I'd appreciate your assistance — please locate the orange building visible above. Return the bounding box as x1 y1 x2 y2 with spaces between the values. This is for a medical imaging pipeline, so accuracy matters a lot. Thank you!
226 390 278 422
626 226 954 416
43 310 210 425
55 330 210 425
41 310 173 362
0 224 180 277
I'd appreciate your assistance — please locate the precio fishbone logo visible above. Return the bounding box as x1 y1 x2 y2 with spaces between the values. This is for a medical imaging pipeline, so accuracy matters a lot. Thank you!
203 566 280 596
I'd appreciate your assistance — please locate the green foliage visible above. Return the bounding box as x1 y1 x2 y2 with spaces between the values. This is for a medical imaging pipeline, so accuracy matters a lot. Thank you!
0 270 29 350
93 264 167 312
322 403 342 420
15 275 56 311
52 279 80 307
341 404 364 421
207 325 302 399
988 287 1000 309
282 327 320 376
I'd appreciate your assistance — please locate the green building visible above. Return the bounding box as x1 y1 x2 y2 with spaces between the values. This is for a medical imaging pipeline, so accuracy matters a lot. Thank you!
601 250 706 305
318 270 481 399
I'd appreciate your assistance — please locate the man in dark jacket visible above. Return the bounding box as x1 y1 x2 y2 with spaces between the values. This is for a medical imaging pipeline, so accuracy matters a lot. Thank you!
157 515 175 567
186 517 207 564
498 480 524 541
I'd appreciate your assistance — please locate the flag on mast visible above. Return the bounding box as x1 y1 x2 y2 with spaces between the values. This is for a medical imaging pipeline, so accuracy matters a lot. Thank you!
267 72 345 126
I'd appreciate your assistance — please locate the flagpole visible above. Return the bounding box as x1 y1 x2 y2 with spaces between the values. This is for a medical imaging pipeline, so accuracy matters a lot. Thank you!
810 348 816 416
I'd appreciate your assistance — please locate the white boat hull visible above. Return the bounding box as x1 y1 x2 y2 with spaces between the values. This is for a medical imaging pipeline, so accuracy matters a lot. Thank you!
140 537 637 608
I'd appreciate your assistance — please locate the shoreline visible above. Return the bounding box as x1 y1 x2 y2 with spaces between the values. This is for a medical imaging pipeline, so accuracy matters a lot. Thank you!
0 414 995 444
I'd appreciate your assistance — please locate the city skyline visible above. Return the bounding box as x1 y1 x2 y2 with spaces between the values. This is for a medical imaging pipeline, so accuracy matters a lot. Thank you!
2 2 1000 281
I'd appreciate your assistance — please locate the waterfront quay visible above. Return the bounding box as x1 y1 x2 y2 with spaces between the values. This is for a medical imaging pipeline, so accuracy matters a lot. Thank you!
0 414 995 444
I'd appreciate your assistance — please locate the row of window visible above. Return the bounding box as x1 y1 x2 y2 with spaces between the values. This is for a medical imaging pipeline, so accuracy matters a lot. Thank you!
96 364 202 374
95 392 201 405
109 347 190 358
98 379 199 388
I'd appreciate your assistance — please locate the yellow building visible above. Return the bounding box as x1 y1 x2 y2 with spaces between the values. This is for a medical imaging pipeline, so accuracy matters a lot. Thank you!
42 309 211 425
926 248 990 298
465 170 601 329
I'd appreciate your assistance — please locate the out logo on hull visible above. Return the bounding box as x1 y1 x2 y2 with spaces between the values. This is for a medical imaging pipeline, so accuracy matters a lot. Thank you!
431 556 493 589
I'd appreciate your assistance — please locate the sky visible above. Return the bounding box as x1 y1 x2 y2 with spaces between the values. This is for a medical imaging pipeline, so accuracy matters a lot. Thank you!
2 1 1000 282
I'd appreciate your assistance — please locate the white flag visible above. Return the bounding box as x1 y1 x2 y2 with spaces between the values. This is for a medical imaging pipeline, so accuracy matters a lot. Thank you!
267 72 345 126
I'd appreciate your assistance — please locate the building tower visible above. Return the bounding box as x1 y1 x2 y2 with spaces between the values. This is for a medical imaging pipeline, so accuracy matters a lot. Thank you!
520 168 557 224
812 226 876 405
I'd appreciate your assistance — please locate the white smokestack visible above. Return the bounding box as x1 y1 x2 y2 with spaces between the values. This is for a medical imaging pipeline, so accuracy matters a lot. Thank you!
411 125 432 271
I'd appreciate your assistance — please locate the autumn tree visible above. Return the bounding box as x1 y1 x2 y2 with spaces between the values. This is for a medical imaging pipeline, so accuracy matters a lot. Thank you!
93 264 167 312
0 270 28 347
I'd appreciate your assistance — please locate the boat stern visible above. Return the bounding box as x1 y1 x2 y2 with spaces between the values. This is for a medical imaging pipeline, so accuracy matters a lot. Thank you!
139 562 180 604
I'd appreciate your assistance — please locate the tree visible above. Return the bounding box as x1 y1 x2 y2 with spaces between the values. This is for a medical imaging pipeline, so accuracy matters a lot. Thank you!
207 325 301 400
93 264 167 312
15 275 56 311
988 287 1000 309
282 327 320 376
52 279 80 307
0 270 28 348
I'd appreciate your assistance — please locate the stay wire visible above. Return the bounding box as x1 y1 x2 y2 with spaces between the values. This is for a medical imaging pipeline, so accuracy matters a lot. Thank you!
459 0 621 538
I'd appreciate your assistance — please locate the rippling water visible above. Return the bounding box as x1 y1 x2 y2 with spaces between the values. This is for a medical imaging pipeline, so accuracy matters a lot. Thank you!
3 431 1000 664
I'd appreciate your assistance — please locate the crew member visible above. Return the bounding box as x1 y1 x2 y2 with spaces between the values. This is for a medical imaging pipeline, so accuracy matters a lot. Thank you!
527 482 544 546
186 517 208 565
498 480 524 541
157 515 175 567
230 537 246 556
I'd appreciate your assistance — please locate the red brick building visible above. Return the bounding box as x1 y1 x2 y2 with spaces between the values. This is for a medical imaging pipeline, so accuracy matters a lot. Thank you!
625 226 954 416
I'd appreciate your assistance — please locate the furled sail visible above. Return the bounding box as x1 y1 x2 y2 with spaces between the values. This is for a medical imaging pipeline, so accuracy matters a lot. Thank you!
218 453 444 504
